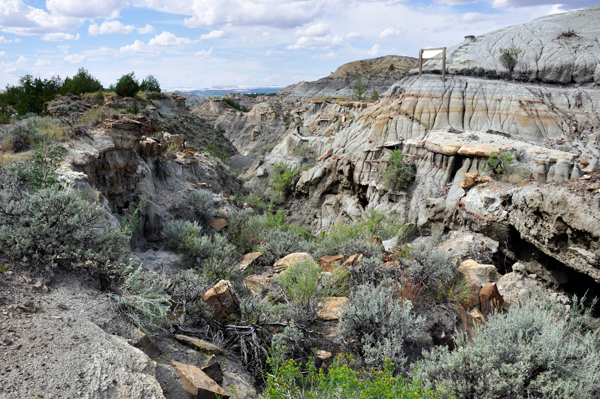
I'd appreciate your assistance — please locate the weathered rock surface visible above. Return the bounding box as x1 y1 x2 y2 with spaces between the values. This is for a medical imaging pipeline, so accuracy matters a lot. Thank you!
200 280 241 323
420 6 600 84
170 360 229 399
318 297 349 321
273 252 315 272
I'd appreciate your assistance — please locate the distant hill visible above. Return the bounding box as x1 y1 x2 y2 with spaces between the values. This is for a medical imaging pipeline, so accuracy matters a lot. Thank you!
167 86 283 98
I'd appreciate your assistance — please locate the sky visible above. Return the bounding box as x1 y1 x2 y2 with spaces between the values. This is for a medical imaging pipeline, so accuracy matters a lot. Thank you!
0 0 596 90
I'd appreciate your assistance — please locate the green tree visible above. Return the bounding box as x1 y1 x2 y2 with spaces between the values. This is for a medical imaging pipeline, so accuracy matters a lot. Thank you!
352 74 368 100
139 75 161 93
114 72 140 97
383 149 415 190
18 134 68 189
1 74 62 115
60 68 103 95
371 88 379 101
389 63 395 71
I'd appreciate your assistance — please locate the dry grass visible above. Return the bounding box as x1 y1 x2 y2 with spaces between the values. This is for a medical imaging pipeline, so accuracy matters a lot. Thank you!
79 107 118 126
0 151 30 167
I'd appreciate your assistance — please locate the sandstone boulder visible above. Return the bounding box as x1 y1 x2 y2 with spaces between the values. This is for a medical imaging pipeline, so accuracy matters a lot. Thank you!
459 259 500 308
170 360 228 399
175 335 221 354
317 148 333 162
479 283 504 316
235 252 262 272
200 280 240 323
317 297 349 321
209 218 227 231
273 252 315 272
201 355 223 384
243 274 272 296
319 255 344 272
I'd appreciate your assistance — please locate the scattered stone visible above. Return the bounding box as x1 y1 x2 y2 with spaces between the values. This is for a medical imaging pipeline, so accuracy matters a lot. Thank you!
317 297 349 321
200 280 240 323
235 252 262 272
342 254 363 266
382 236 398 252
200 355 223 384
317 148 333 162
479 283 504 316
319 255 344 272
163 132 185 150
243 274 271 296
209 219 227 231
170 360 229 399
174 335 221 354
273 252 315 273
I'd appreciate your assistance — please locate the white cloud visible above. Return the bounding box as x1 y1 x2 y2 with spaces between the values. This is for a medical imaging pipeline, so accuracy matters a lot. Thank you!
0 36 17 44
492 0 597 9
295 23 331 37
287 35 345 50
148 31 194 46
16 55 29 65
0 51 8 57
346 31 363 40
168 0 328 29
119 40 152 53
58 44 71 53
46 0 123 19
195 47 213 57
435 0 478 5
41 32 80 41
89 20 135 35
312 51 335 59
367 44 380 56
199 30 225 40
35 59 51 66
378 28 402 38
137 24 155 34
64 53 86 63
0 0 82 35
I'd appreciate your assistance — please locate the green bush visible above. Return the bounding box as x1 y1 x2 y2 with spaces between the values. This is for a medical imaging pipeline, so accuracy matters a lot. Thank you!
139 75 161 93
0 188 129 274
17 134 67 189
292 143 313 160
277 259 321 309
259 229 312 267
60 68 103 96
484 151 514 177
371 89 379 101
401 247 455 297
114 72 140 97
339 280 427 370
162 220 202 250
271 163 300 201
383 149 414 190
109 262 171 335
416 294 600 398
264 354 449 399
498 46 522 71
1 122 34 152
223 97 249 112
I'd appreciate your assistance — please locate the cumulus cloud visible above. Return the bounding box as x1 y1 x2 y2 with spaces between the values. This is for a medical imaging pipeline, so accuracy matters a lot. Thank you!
199 30 226 40
0 0 82 35
295 23 331 37
41 32 80 41
367 44 380 56
287 35 345 50
148 31 194 46
312 51 335 59
346 31 363 40
195 47 213 57
16 55 29 65
137 24 155 34
167 0 328 29
89 21 135 35
0 51 7 57
0 36 17 44
35 59 51 66
58 44 71 53
435 0 478 5
378 28 402 38
64 53 86 63
46 0 123 19
119 40 152 54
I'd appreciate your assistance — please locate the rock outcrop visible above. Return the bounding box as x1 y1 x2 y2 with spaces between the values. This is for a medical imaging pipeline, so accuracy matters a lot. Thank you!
420 6 600 84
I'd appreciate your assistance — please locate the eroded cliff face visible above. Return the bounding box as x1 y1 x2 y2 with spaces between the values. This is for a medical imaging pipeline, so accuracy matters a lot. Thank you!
237 8 600 285
60 97 244 248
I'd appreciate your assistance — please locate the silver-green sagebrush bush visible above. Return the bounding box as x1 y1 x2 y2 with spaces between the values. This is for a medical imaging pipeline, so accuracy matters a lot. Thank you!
0 188 129 274
339 280 427 371
416 294 600 398
109 262 171 335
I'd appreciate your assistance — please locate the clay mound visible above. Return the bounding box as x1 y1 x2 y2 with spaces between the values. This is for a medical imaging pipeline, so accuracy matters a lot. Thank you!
330 55 419 78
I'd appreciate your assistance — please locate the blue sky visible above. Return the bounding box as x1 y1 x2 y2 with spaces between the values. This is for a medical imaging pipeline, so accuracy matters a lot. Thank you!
0 0 595 90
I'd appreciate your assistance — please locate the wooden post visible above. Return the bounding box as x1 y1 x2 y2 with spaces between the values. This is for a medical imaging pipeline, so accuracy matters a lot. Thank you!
419 49 423 77
442 47 446 82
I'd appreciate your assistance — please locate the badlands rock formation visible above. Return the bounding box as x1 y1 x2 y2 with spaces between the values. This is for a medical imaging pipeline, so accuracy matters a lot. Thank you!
421 5 600 84
239 6 600 287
